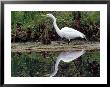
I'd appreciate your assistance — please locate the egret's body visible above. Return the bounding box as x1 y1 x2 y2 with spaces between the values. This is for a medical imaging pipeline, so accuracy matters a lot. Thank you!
46 14 86 43
59 27 85 41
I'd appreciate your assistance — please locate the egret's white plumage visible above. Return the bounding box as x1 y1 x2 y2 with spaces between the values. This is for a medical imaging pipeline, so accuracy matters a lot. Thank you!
46 14 86 42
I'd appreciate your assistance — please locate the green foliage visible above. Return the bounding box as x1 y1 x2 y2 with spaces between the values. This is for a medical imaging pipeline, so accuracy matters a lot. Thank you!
80 11 100 25
11 11 100 31
11 11 100 42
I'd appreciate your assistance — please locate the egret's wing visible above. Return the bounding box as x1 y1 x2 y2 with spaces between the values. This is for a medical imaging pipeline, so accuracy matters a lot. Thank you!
61 27 81 34
61 27 82 38
61 27 76 32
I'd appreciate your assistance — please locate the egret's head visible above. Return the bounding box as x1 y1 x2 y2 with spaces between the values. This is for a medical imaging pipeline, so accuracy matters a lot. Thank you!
46 14 56 21
46 14 54 17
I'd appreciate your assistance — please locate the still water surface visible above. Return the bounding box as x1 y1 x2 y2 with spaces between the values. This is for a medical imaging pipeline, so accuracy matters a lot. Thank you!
11 49 100 77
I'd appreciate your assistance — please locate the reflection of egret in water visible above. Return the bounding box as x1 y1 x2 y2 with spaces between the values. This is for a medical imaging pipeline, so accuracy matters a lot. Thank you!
50 49 86 77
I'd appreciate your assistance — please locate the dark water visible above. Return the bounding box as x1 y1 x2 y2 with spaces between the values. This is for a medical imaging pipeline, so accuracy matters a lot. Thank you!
11 49 100 77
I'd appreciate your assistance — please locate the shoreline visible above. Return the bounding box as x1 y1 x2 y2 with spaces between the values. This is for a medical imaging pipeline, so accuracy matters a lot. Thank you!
11 41 100 52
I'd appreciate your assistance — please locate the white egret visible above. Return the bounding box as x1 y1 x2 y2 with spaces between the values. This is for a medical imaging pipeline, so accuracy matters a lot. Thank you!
50 49 85 77
46 14 87 44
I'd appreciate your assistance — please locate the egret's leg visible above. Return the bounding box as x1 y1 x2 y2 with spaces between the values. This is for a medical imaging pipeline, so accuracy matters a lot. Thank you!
68 39 70 45
59 38 62 44
60 38 63 42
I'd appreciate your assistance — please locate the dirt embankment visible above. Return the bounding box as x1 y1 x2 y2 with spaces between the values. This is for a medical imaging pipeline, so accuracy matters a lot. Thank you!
11 41 100 52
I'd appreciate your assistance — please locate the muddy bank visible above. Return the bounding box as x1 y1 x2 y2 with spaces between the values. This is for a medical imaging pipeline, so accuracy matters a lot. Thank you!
11 41 100 52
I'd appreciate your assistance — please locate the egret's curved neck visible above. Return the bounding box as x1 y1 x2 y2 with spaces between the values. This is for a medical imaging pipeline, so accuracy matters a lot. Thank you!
50 16 61 36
